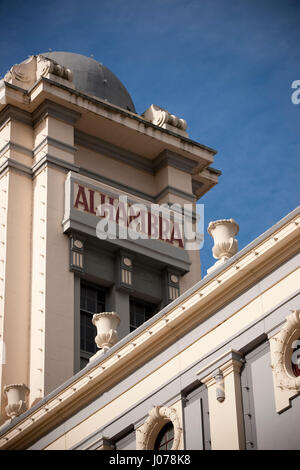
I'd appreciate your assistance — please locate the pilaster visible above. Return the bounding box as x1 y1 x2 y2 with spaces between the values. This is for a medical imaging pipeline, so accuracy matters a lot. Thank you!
199 351 245 450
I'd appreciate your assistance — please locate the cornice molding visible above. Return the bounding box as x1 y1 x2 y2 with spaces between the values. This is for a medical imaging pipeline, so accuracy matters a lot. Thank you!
153 149 198 174
191 180 204 197
0 100 81 131
0 105 32 129
38 77 217 155
207 166 222 176
32 99 81 127
0 79 218 163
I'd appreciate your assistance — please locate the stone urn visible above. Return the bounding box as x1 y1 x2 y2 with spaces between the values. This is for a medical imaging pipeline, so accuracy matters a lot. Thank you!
208 219 239 261
4 384 29 419
92 312 120 353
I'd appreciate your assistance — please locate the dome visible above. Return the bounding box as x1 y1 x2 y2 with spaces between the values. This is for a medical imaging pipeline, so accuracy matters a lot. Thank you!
41 51 136 113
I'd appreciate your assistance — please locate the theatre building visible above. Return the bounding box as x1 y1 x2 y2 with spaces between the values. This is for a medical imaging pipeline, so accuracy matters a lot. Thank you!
0 52 299 450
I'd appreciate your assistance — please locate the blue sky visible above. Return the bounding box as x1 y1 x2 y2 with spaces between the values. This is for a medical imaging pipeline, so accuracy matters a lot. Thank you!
0 0 299 275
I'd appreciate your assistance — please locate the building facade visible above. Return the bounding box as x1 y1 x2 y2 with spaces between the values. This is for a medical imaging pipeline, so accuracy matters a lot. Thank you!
0 52 299 450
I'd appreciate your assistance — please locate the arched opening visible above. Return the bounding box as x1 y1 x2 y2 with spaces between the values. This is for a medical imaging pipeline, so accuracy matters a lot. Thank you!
292 338 300 377
154 421 174 450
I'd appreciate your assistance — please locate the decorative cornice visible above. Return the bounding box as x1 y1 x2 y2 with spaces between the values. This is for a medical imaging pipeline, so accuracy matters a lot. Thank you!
191 180 204 198
153 149 198 174
1 76 218 158
0 101 81 130
207 166 222 176
32 99 81 127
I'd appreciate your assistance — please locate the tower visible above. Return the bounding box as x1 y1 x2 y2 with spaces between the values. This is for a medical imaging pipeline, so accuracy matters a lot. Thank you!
0 52 220 420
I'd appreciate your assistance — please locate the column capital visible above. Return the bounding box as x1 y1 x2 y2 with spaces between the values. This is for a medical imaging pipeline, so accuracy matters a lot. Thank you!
197 349 244 384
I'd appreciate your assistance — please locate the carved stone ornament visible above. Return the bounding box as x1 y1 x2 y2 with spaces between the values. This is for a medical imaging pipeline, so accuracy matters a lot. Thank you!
143 104 188 135
92 312 120 352
3 383 29 419
4 55 73 90
271 310 300 392
206 218 239 275
36 55 73 81
136 406 182 450
208 218 239 261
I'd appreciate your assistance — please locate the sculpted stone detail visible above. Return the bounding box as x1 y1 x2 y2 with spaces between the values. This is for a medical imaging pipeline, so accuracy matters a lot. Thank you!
4 55 73 90
207 218 239 274
92 312 120 352
271 310 300 392
208 219 239 261
36 55 73 81
3 384 29 419
136 406 182 450
4 57 36 86
143 104 188 136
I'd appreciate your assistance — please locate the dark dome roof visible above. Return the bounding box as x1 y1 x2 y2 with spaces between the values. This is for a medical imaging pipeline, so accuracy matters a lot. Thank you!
41 51 136 113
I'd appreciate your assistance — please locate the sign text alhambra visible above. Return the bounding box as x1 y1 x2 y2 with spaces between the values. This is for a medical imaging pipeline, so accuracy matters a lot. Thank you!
73 183 204 250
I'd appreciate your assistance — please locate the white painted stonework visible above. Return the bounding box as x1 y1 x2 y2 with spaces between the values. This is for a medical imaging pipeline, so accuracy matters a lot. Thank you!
207 218 239 273
143 104 188 137
270 310 300 413
136 405 182 450
3 384 29 419
92 312 120 353
4 55 73 90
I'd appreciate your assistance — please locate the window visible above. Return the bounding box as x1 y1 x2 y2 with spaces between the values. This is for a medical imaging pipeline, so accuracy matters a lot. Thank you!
129 297 157 332
154 422 174 450
136 406 182 450
80 281 106 368
292 338 300 377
